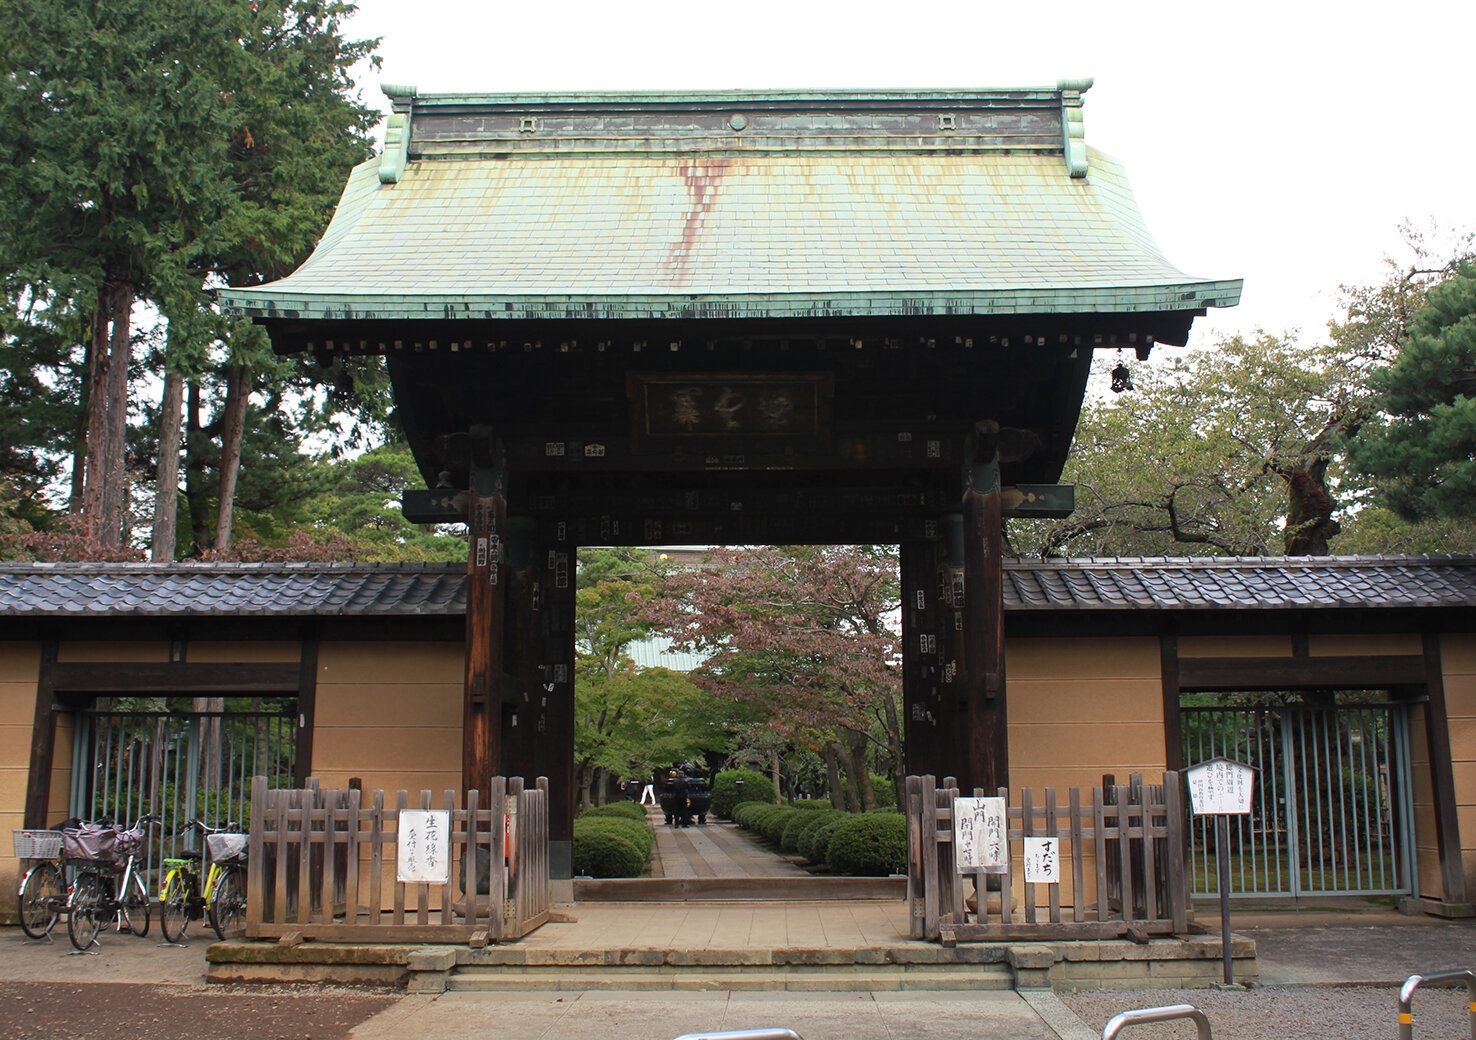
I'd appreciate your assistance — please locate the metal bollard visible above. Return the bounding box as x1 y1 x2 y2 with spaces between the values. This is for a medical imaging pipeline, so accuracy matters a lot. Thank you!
1398 969 1476 1040
670 1031 804 1040
1102 1003 1212 1040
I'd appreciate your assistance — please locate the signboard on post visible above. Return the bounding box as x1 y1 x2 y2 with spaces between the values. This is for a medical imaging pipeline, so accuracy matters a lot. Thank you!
1184 756 1257 986
953 796 1008 873
397 809 451 885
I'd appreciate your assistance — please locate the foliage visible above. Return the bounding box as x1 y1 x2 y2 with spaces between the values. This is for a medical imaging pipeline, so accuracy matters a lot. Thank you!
781 810 841 855
0 513 146 562
711 769 777 820
824 813 907 876
580 802 648 821
570 824 646 879
1352 264 1476 520
799 814 850 864
640 546 904 812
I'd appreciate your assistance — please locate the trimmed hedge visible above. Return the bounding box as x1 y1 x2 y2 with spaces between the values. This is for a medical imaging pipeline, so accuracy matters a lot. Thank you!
825 813 907 876
711 769 777 820
782 809 841 854
572 814 653 877
734 802 785 831
799 814 851 864
757 807 806 844
582 802 647 821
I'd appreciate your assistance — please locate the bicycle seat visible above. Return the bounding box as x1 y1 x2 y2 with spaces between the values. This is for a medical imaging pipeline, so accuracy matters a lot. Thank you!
177 849 204 862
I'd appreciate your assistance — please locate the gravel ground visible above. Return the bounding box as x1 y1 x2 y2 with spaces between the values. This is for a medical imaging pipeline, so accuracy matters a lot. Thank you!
1061 984 1470 1040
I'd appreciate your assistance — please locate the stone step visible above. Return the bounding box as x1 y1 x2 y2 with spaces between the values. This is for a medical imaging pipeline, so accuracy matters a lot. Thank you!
444 963 1015 993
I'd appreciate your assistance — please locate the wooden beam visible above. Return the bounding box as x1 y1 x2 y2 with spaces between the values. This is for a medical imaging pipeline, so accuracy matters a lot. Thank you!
1160 634 1183 772
46 661 300 694
1423 633 1467 905
462 490 507 804
293 632 320 788
1177 655 1426 691
23 640 59 828
901 540 944 779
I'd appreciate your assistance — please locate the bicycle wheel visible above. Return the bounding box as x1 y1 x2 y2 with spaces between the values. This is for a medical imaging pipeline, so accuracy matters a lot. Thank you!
208 864 246 940
67 871 106 951
159 870 193 943
121 871 150 938
18 861 64 939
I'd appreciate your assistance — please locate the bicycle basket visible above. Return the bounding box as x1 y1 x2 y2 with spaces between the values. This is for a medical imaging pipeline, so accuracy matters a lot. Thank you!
206 832 248 864
62 823 118 863
12 829 63 859
114 826 146 856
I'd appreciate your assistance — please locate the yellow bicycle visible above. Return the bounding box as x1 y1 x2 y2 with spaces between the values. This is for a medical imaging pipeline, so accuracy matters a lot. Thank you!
159 820 248 942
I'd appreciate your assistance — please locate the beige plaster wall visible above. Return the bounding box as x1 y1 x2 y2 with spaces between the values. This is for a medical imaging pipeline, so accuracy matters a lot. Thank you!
1177 635 1292 659
310 642 463 799
0 644 41 900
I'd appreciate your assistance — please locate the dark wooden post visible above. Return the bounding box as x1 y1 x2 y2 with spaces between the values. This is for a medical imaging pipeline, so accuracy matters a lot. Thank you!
501 517 541 786
960 430 1008 795
1423 632 1468 906
901 539 945 779
462 445 508 804
536 540 577 880
23 639 59 828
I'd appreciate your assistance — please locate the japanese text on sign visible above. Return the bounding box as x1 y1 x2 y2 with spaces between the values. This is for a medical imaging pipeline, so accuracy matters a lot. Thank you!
953 797 1008 873
1186 758 1256 816
1023 836 1059 884
397 809 451 884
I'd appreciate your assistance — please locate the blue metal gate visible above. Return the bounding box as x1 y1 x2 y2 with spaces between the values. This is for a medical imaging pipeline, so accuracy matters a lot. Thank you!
1182 703 1415 897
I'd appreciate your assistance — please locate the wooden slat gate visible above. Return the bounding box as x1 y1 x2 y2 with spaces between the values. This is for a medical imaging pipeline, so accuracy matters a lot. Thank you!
906 772 1188 943
246 775 550 943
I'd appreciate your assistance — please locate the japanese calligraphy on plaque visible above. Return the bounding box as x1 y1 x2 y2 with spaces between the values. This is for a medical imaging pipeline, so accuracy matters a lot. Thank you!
1023 836 1059 884
953 796 1008 874
1185 757 1256 816
397 809 451 884
628 373 832 452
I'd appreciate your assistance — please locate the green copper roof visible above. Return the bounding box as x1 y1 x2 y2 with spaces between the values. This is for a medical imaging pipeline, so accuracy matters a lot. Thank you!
218 85 1241 323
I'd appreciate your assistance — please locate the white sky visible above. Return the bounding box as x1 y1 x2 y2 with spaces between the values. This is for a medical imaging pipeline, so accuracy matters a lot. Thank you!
343 0 1474 349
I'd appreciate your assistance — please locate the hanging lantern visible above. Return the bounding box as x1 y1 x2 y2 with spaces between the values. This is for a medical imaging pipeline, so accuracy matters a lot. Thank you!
1110 361 1134 393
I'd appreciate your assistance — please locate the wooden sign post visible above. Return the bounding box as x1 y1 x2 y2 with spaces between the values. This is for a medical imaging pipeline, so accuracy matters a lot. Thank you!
1186 756 1256 985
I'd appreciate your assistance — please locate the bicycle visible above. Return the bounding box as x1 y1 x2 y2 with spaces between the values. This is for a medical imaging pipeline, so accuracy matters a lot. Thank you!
159 820 247 942
14 827 67 940
64 814 157 951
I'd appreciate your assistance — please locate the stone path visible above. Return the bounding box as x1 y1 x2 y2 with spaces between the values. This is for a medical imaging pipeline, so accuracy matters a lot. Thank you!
648 809 808 880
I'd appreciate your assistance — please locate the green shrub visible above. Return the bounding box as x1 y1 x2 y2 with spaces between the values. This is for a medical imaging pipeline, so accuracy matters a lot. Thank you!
758 807 805 844
573 814 653 871
791 798 835 810
870 774 897 810
582 802 647 821
782 809 840 854
571 830 644 878
711 769 776 820
825 813 907 876
800 814 851 864
735 802 784 831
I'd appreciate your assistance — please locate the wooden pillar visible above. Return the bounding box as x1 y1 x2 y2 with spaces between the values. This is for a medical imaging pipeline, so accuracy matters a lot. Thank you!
1160 633 1184 772
501 518 541 786
462 472 507 804
901 540 944 778
960 438 1008 795
1423 632 1468 905
537 540 577 880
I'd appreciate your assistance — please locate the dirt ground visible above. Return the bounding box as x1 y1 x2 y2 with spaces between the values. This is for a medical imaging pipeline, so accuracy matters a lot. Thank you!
0 981 399 1040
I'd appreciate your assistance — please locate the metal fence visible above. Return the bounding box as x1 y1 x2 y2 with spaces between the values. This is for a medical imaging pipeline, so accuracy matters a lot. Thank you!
1182 703 1415 897
70 709 297 883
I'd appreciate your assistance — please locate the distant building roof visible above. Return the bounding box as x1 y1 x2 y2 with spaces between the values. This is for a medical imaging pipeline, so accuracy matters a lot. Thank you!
2 557 1473 619
217 84 1240 327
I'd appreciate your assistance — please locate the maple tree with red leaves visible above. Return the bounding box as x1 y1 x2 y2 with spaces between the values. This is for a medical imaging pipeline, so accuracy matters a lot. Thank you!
638 545 904 811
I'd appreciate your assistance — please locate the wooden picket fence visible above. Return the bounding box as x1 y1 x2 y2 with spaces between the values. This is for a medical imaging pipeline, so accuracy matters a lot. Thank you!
245 775 549 943
906 772 1188 943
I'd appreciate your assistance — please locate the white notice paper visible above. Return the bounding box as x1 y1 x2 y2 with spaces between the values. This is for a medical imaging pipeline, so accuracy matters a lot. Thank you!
397 809 451 884
1023 836 1059 884
1185 758 1256 816
953 797 1008 873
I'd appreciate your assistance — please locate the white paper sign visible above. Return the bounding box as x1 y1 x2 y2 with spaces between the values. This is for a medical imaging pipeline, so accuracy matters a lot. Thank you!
397 809 451 884
953 797 1008 873
1186 758 1256 816
1023 836 1060 884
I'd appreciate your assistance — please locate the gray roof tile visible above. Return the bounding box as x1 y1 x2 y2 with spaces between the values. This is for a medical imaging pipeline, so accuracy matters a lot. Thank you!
1 556 1473 618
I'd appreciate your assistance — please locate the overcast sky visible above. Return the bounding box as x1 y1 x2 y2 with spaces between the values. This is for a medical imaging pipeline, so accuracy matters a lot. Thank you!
342 0 1473 349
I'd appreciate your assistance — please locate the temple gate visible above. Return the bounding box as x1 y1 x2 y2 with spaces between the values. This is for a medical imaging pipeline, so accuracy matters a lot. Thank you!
221 82 1241 878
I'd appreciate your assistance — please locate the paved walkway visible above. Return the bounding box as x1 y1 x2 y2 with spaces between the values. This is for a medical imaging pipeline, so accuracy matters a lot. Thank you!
649 812 808 880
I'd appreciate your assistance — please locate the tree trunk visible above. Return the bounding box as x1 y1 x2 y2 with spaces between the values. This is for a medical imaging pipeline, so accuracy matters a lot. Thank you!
69 339 91 514
823 744 844 810
882 693 905 809
213 363 248 550
151 368 185 562
194 695 225 793
830 736 862 812
184 380 212 556
770 749 782 805
846 727 877 811
81 282 134 545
